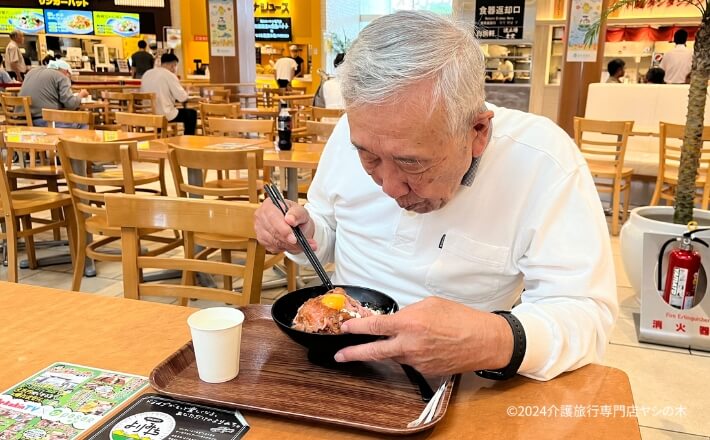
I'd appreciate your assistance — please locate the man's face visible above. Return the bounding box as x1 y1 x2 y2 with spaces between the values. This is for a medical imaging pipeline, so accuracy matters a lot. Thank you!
348 81 493 214
15 33 24 44
164 62 177 73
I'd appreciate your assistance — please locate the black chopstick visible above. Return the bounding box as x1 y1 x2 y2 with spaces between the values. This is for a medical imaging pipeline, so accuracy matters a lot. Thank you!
264 184 335 291
401 364 435 402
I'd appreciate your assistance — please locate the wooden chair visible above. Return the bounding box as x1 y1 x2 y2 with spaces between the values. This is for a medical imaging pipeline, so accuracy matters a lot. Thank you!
199 102 240 135
130 92 157 114
312 107 344 122
573 117 634 235
0 94 32 126
41 109 94 129
168 145 296 292
0 157 76 282
105 194 266 306
651 122 710 209
103 92 133 124
56 139 181 291
211 89 231 103
207 118 274 141
303 120 336 142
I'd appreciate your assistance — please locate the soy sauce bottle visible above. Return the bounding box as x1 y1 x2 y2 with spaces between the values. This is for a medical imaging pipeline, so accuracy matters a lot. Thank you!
277 100 292 151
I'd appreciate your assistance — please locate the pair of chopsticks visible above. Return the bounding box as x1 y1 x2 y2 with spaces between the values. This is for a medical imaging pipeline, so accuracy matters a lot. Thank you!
263 183 334 291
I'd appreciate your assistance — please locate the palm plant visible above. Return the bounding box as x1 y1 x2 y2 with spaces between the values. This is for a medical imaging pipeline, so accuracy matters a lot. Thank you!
587 0 709 224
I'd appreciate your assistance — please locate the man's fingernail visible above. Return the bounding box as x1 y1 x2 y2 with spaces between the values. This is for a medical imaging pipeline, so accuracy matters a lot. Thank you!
288 234 297 244
334 352 345 362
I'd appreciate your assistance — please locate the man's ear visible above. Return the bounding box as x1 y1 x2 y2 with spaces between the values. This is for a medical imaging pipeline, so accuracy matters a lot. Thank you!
470 110 494 157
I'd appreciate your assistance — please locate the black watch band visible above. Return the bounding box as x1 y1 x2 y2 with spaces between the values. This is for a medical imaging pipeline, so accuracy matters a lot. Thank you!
475 310 526 380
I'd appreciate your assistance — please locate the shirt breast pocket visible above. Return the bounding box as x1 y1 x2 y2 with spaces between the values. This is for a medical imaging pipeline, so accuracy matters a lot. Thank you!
425 232 511 302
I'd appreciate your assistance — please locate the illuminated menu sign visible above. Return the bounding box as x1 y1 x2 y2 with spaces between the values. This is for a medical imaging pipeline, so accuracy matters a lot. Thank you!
44 9 94 35
39 0 90 7
93 11 140 37
254 17 291 42
0 8 45 34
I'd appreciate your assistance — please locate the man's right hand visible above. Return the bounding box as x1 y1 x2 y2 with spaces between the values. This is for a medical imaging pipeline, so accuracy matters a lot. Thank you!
254 199 317 254
78 89 90 98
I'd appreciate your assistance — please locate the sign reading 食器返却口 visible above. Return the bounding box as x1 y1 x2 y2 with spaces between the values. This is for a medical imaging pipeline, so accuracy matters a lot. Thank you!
474 0 525 40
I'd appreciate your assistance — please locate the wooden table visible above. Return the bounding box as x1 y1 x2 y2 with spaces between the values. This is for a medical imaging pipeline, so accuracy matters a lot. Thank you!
144 136 323 200
0 282 640 439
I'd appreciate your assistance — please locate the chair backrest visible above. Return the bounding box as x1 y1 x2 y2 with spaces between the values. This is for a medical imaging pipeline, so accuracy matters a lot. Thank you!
658 122 710 186
257 88 282 108
104 193 266 305
573 117 634 172
0 152 17 218
312 106 344 122
115 111 168 139
200 102 240 135
211 89 231 103
305 120 336 142
207 117 274 141
104 92 134 114
130 92 157 115
57 138 140 224
1 94 33 126
41 109 94 129
168 144 263 202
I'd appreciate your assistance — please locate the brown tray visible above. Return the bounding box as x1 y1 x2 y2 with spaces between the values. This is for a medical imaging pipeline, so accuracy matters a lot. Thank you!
150 305 456 435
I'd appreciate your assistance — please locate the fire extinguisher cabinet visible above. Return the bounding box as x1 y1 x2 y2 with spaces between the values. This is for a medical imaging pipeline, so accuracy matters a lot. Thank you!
640 232 710 351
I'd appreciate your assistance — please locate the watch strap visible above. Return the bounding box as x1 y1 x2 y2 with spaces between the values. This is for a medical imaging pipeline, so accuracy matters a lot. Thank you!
475 310 526 380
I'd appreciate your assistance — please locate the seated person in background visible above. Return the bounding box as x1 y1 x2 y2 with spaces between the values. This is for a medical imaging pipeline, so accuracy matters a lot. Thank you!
645 67 666 84
273 55 298 89
0 55 19 84
140 53 197 136
323 53 345 109
255 11 617 381
19 59 89 127
606 59 625 83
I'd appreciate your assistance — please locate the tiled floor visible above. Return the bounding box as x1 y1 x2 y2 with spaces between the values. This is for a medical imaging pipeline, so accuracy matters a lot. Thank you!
2 171 709 438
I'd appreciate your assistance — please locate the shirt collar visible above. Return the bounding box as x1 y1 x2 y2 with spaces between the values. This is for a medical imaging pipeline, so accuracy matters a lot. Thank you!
460 117 493 187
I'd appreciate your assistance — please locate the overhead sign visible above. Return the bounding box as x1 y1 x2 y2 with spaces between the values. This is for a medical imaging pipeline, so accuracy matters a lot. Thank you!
0 8 45 34
566 0 603 62
253 1 290 16
45 9 94 35
39 0 90 8
93 11 140 37
474 0 525 40
254 17 292 42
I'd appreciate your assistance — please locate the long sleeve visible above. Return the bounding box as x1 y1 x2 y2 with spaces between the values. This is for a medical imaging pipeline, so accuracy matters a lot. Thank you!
169 74 188 103
57 76 81 110
512 165 618 381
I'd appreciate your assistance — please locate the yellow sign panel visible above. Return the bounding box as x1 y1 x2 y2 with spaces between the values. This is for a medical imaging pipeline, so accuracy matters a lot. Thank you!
0 8 45 34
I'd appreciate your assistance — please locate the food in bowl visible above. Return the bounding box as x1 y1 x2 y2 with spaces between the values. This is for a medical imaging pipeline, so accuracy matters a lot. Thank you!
292 287 381 334
67 15 92 31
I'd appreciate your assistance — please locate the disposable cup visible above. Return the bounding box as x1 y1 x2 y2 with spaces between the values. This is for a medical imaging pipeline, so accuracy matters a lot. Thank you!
187 307 245 383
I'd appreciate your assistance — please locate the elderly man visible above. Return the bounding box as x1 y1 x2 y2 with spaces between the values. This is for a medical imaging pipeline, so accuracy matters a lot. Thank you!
5 31 27 80
254 11 617 381
19 60 89 127
140 53 196 135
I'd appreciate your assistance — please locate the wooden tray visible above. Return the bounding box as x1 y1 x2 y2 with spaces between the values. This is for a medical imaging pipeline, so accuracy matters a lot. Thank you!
150 305 456 435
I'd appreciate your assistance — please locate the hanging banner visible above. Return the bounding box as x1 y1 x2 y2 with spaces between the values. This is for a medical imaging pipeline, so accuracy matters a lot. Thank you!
209 0 236 57
474 0 525 40
566 0 603 62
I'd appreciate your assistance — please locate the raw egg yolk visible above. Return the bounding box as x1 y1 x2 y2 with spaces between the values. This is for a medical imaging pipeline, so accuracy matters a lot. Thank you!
321 293 346 310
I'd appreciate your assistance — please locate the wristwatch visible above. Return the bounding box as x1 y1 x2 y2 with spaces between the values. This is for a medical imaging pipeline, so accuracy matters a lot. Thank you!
475 310 526 380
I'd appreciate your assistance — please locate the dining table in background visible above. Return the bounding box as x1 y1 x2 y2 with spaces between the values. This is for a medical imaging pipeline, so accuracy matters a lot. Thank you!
0 282 641 440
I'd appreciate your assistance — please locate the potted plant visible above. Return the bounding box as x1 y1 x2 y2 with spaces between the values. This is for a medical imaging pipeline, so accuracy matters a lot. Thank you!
588 0 709 298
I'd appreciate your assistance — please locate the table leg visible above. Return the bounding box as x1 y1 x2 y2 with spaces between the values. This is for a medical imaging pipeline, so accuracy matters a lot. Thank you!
286 167 299 202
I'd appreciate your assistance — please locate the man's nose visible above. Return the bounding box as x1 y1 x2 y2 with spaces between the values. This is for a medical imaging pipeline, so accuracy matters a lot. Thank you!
373 162 410 200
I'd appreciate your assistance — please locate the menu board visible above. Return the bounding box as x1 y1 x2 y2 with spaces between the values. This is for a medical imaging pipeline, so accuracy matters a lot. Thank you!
93 11 140 37
254 17 292 42
45 9 94 35
0 8 45 34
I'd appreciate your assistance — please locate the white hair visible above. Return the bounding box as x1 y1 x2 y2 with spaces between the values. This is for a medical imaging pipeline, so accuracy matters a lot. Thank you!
339 10 486 137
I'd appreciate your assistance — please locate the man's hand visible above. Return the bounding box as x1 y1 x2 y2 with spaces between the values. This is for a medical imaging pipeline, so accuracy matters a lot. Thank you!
78 89 90 98
254 199 317 254
334 297 514 376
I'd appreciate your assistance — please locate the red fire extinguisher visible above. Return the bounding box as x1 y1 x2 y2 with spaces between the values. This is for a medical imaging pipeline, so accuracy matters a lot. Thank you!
658 227 709 310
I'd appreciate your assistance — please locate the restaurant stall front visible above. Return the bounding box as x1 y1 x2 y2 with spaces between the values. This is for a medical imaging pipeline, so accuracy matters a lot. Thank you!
0 0 171 83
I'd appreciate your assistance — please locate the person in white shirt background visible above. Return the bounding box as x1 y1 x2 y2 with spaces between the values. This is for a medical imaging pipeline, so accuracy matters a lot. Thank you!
254 11 617 381
660 29 693 84
5 31 27 80
323 53 345 109
140 53 197 135
273 55 298 89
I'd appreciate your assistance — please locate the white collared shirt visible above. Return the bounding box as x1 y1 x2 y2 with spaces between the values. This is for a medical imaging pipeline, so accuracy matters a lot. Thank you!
288 104 618 381
140 66 187 121
660 45 693 84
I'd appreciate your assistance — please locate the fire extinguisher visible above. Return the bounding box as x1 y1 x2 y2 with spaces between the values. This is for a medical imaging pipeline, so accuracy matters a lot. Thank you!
657 225 710 310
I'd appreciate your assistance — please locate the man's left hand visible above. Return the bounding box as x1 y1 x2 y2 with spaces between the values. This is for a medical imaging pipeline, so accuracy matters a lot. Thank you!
334 296 514 376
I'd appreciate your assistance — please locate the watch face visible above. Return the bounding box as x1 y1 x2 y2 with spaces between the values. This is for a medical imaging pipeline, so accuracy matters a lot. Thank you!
109 412 176 440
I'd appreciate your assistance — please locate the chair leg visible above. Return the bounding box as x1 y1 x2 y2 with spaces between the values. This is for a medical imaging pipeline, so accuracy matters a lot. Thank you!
48 177 62 240
64 205 77 264
21 216 37 270
622 176 632 225
611 178 622 236
72 230 87 291
650 177 662 207
286 257 297 292
221 249 233 291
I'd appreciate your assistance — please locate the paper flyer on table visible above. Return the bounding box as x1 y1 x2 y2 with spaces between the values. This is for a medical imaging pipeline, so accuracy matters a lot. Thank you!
0 362 148 440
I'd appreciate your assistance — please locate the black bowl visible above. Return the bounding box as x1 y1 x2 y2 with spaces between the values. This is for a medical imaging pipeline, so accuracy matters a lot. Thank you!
271 284 399 364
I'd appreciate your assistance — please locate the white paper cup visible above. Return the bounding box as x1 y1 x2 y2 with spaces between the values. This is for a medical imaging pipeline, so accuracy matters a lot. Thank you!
187 307 245 383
